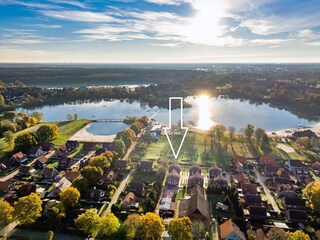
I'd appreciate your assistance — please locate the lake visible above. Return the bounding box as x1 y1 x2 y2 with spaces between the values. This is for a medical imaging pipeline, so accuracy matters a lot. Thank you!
19 96 318 136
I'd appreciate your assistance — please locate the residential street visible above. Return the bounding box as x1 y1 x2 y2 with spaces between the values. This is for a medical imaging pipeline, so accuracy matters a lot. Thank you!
254 168 281 214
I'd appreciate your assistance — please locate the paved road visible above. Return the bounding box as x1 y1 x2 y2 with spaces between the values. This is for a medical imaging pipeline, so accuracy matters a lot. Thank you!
254 168 281 214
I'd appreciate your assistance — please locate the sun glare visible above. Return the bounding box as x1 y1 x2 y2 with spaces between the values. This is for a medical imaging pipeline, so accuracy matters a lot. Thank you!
183 0 227 45
197 95 215 130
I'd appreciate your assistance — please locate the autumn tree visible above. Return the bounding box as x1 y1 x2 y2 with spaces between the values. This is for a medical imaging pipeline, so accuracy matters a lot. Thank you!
3 131 14 150
59 187 80 209
14 132 38 152
36 124 58 143
302 182 320 212
244 124 254 141
31 111 44 122
75 209 101 238
168 217 192 240
286 230 310 240
44 203 66 229
80 166 103 185
113 139 126 158
116 129 136 149
139 212 164 240
266 228 287 240
124 214 142 239
72 177 89 194
14 193 42 225
89 155 111 170
101 150 114 162
100 213 120 237
0 200 14 228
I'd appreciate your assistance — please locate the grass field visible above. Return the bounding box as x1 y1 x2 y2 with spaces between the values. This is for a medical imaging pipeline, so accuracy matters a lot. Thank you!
207 194 237 219
52 119 91 146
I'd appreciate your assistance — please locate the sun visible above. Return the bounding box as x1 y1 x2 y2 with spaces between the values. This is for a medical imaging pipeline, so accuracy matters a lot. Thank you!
197 95 215 130
183 0 227 45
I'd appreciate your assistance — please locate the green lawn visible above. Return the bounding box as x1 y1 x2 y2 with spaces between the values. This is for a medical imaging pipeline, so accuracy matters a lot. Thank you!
52 119 91 146
207 194 237 219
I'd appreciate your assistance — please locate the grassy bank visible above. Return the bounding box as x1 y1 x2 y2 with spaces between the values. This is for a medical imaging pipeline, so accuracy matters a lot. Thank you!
52 119 91 147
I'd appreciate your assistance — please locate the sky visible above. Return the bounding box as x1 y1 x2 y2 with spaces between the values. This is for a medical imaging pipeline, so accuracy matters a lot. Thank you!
0 0 320 63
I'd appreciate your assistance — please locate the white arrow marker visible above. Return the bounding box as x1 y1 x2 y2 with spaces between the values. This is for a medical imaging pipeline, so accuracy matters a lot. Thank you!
164 97 189 159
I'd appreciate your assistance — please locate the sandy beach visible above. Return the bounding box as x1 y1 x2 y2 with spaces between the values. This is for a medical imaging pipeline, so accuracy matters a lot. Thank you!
69 123 116 142
266 123 320 138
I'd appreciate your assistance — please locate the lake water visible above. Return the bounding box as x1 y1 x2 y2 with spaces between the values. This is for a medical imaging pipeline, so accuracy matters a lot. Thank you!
20 97 318 136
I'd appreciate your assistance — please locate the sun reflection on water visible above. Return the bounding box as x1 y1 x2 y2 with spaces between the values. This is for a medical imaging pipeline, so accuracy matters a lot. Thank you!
197 95 215 130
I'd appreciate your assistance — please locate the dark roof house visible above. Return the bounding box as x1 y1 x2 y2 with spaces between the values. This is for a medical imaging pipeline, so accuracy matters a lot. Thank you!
140 160 153 172
169 163 181 174
166 169 180 187
189 163 201 175
114 160 128 171
83 142 96 151
41 167 59 179
188 171 204 188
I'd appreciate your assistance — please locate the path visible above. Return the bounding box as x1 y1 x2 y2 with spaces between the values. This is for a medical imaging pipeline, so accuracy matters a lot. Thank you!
254 168 280 214
0 221 19 237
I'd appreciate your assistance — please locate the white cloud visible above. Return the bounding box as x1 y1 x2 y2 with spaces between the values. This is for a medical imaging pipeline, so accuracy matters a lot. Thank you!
249 38 292 45
0 39 46 44
48 0 90 9
151 42 180 47
306 42 320 47
144 0 188 5
30 24 62 29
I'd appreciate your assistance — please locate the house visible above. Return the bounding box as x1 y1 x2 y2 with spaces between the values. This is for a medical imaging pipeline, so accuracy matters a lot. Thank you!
27 146 45 158
58 157 77 170
235 173 250 185
47 177 71 198
114 160 128 171
139 160 153 172
244 194 262 206
64 168 80 182
0 181 11 192
241 183 258 195
259 156 275 166
95 148 107 156
274 177 291 186
34 155 49 168
285 209 307 223
129 182 146 196
208 165 222 179
282 197 306 210
188 171 204 188
159 190 176 215
287 160 309 177
264 165 280 177
10 151 28 165
19 165 35 176
166 169 180 187
86 189 106 202
220 219 246 240
0 159 11 172
179 186 210 221
276 184 297 198
248 206 267 221
18 183 37 197
41 142 55 151
83 142 96 151
41 167 59 179
103 142 115 151
123 192 138 208
234 156 247 164
211 174 229 188
104 171 117 184
66 140 79 151
55 145 67 156
169 163 181 174
189 163 201 175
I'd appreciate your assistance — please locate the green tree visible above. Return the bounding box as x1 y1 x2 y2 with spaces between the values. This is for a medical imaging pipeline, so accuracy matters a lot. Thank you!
113 139 126 158
14 193 42 225
36 124 58 143
59 187 80 209
0 200 14 228
214 125 226 144
89 156 111 170
14 132 38 152
192 221 206 239
72 177 89 194
286 230 310 240
228 126 236 143
44 203 66 229
254 128 265 145
168 217 192 240
74 113 78 121
3 131 14 150
100 213 120 237
244 124 254 141
31 111 44 123
80 166 103 185
139 212 164 240
75 209 101 237
124 214 142 239
67 113 73 121
302 182 320 212
266 228 287 240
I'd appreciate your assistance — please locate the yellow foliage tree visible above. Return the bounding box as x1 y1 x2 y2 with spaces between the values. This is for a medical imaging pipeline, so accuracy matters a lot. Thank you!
302 182 320 211
14 193 42 225
75 209 101 237
0 200 14 228
139 212 164 240
286 230 311 240
124 214 142 239
59 186 80 209
100 213 120 237
168 217 192 240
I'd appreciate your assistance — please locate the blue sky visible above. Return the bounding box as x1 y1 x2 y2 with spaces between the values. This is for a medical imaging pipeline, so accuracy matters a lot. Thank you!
0 0 320 63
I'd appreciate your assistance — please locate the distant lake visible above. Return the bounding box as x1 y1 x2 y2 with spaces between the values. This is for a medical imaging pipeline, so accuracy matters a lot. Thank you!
19 97 318 136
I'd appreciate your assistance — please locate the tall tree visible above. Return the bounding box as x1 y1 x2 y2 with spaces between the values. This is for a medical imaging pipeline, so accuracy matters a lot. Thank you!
89 156 111 171
14 132 38 152
266 228 287 240
0 200 14 228
124 214 142 239
100 213 120 237
72 177 89 194
31 111 44 122
113 139 126 158
80 166 103 185
139 212 164 240
303 182 320 212
59 187 80 209
286 230 310 240
228 126 236 143
244 124 254 141
14 193 42 225
3 131 14 150
36 124 58 143
75 209 101 238
168 217 192 240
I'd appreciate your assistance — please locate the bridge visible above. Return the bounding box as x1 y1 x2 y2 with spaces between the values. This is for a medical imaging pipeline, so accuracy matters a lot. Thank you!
92 119 124 122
